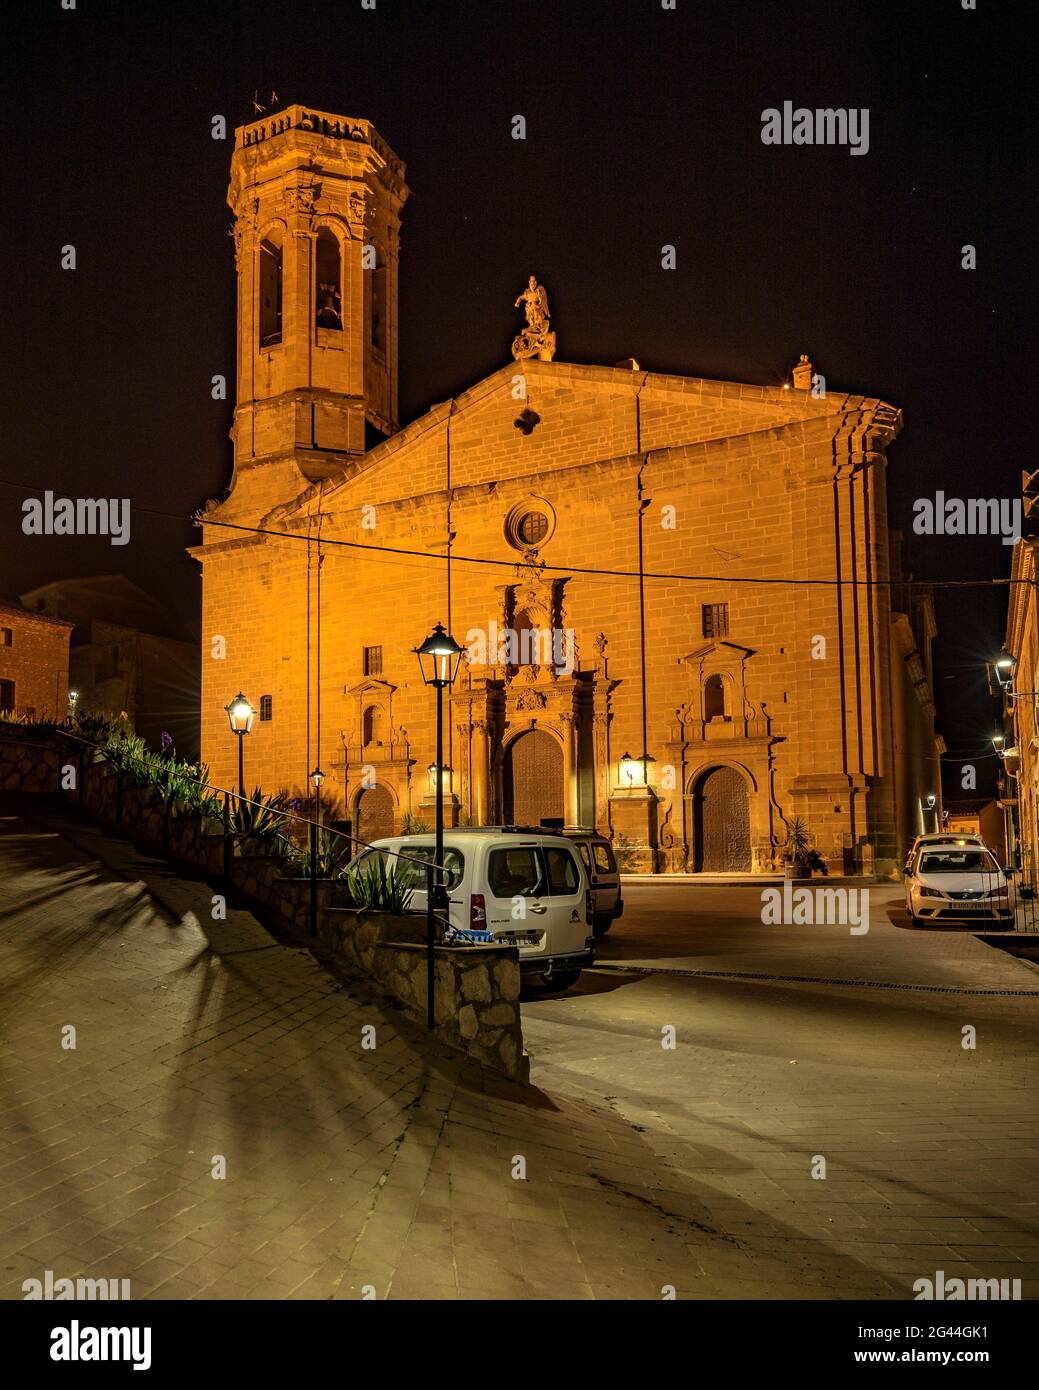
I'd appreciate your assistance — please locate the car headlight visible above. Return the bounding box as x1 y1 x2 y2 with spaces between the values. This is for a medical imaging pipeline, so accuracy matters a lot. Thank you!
986 886 1009 898
918 886 945 899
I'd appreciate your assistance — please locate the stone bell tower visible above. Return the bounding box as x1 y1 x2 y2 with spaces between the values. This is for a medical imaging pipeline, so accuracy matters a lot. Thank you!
226 105 408 515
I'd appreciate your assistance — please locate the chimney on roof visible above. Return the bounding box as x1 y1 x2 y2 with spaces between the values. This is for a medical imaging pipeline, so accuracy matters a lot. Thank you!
792 354 814 390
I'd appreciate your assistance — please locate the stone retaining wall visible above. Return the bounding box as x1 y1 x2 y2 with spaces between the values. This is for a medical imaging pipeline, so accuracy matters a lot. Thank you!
0 735 62 793
0 735 528 1081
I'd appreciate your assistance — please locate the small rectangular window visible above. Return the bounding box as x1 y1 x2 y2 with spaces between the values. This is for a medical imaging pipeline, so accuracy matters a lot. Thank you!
0 679 14 711
363 646 383 677
702 603 729 639
0 628 12 647
260 695 273 722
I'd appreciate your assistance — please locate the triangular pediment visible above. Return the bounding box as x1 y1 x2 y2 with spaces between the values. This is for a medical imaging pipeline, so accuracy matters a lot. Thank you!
345 678 396 699
264 358 898 524
679 640 755 665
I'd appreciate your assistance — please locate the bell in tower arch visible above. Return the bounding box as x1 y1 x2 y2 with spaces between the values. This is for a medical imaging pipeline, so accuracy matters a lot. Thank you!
317 281 342 329
315 228 343 329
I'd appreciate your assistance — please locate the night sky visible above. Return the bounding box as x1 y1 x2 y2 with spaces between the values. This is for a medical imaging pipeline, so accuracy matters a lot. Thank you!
2 0 1033 797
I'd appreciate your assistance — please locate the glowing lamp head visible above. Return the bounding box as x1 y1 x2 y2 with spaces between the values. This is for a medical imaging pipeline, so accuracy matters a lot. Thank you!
311 766 325 789
415 623 464 688
67 690 79 707
225 693 256 736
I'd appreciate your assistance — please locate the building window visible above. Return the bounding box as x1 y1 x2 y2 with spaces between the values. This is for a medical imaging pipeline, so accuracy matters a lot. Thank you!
518 511 549 546
702 603 729 639
259 233 283 348
0 628 12 647
363 645 383 676
504 499 555 552
260 695 273 722
315 229 342 330
0 679 14 712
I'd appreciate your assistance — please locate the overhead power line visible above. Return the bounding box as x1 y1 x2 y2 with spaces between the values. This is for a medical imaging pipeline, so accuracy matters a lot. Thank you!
1 476 1025 592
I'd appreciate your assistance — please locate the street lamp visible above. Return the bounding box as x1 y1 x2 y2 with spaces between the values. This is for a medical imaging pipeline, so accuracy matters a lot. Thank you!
311 766 325 828
415 624 463 908
67 690 78 723
224 692 255 799
620 750 655 787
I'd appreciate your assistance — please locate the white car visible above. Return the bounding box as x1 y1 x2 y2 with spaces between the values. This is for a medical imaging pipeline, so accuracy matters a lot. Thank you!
904 844 1016 927
905 831 985 866
347 829 595 988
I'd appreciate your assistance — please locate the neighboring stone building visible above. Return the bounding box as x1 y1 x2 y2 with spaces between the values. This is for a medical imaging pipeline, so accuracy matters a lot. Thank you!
19 576 200 757
0 600 73 721
1000 537 1038 877
887 541 945 848
193 103 941 874
943 799 1007 865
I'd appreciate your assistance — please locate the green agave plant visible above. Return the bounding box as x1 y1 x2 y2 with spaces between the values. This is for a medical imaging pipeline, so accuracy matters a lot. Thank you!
283 829 353 878
343 856 415 914
231 788 287 838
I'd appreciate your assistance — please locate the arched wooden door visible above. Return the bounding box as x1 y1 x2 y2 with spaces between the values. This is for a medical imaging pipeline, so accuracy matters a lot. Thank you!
356 784 395 843
504 729 563 827
692 766 751 872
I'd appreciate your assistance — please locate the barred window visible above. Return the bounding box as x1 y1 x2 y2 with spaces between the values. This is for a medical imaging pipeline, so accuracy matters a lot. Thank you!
702 603 729 639
260 695 273 722
363 645 383 676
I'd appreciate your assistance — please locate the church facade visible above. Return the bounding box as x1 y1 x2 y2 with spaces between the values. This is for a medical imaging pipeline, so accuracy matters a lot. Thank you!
193 105 941 875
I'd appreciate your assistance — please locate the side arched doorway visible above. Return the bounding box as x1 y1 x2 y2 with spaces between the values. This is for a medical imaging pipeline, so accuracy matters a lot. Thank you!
355 784 395 843
692 765 751 872
503 729 563 827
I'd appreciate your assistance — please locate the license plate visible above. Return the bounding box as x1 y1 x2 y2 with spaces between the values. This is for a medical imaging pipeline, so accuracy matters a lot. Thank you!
951 903 989 910
498 931 540 946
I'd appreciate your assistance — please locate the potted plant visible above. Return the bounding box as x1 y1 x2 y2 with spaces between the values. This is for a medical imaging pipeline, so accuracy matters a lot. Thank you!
782 817 828 879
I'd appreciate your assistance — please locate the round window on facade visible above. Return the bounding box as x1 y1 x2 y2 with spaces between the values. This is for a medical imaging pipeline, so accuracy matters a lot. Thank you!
505 500 555 552
518 511 548 546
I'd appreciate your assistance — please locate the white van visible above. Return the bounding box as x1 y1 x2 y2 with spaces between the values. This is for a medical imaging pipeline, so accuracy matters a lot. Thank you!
347 829 595 988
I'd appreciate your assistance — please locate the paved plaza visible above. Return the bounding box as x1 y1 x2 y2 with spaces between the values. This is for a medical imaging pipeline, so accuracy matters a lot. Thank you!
2 800 1037 1300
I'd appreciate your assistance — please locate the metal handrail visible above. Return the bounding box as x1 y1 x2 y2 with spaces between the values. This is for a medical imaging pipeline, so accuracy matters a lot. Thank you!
50 725 443 875
50 725 475 1026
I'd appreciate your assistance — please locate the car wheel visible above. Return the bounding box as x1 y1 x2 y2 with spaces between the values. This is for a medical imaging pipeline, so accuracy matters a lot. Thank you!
592 915 613 937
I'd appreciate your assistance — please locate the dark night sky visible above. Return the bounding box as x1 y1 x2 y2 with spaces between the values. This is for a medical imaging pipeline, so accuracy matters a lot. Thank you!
2 0 1034 796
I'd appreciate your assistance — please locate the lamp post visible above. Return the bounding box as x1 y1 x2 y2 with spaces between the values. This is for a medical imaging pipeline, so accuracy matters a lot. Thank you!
415 625 464 900
311 766 325 828
415 623 464 1030
67 690 78 725
224 693 256 801
620 750 655 787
